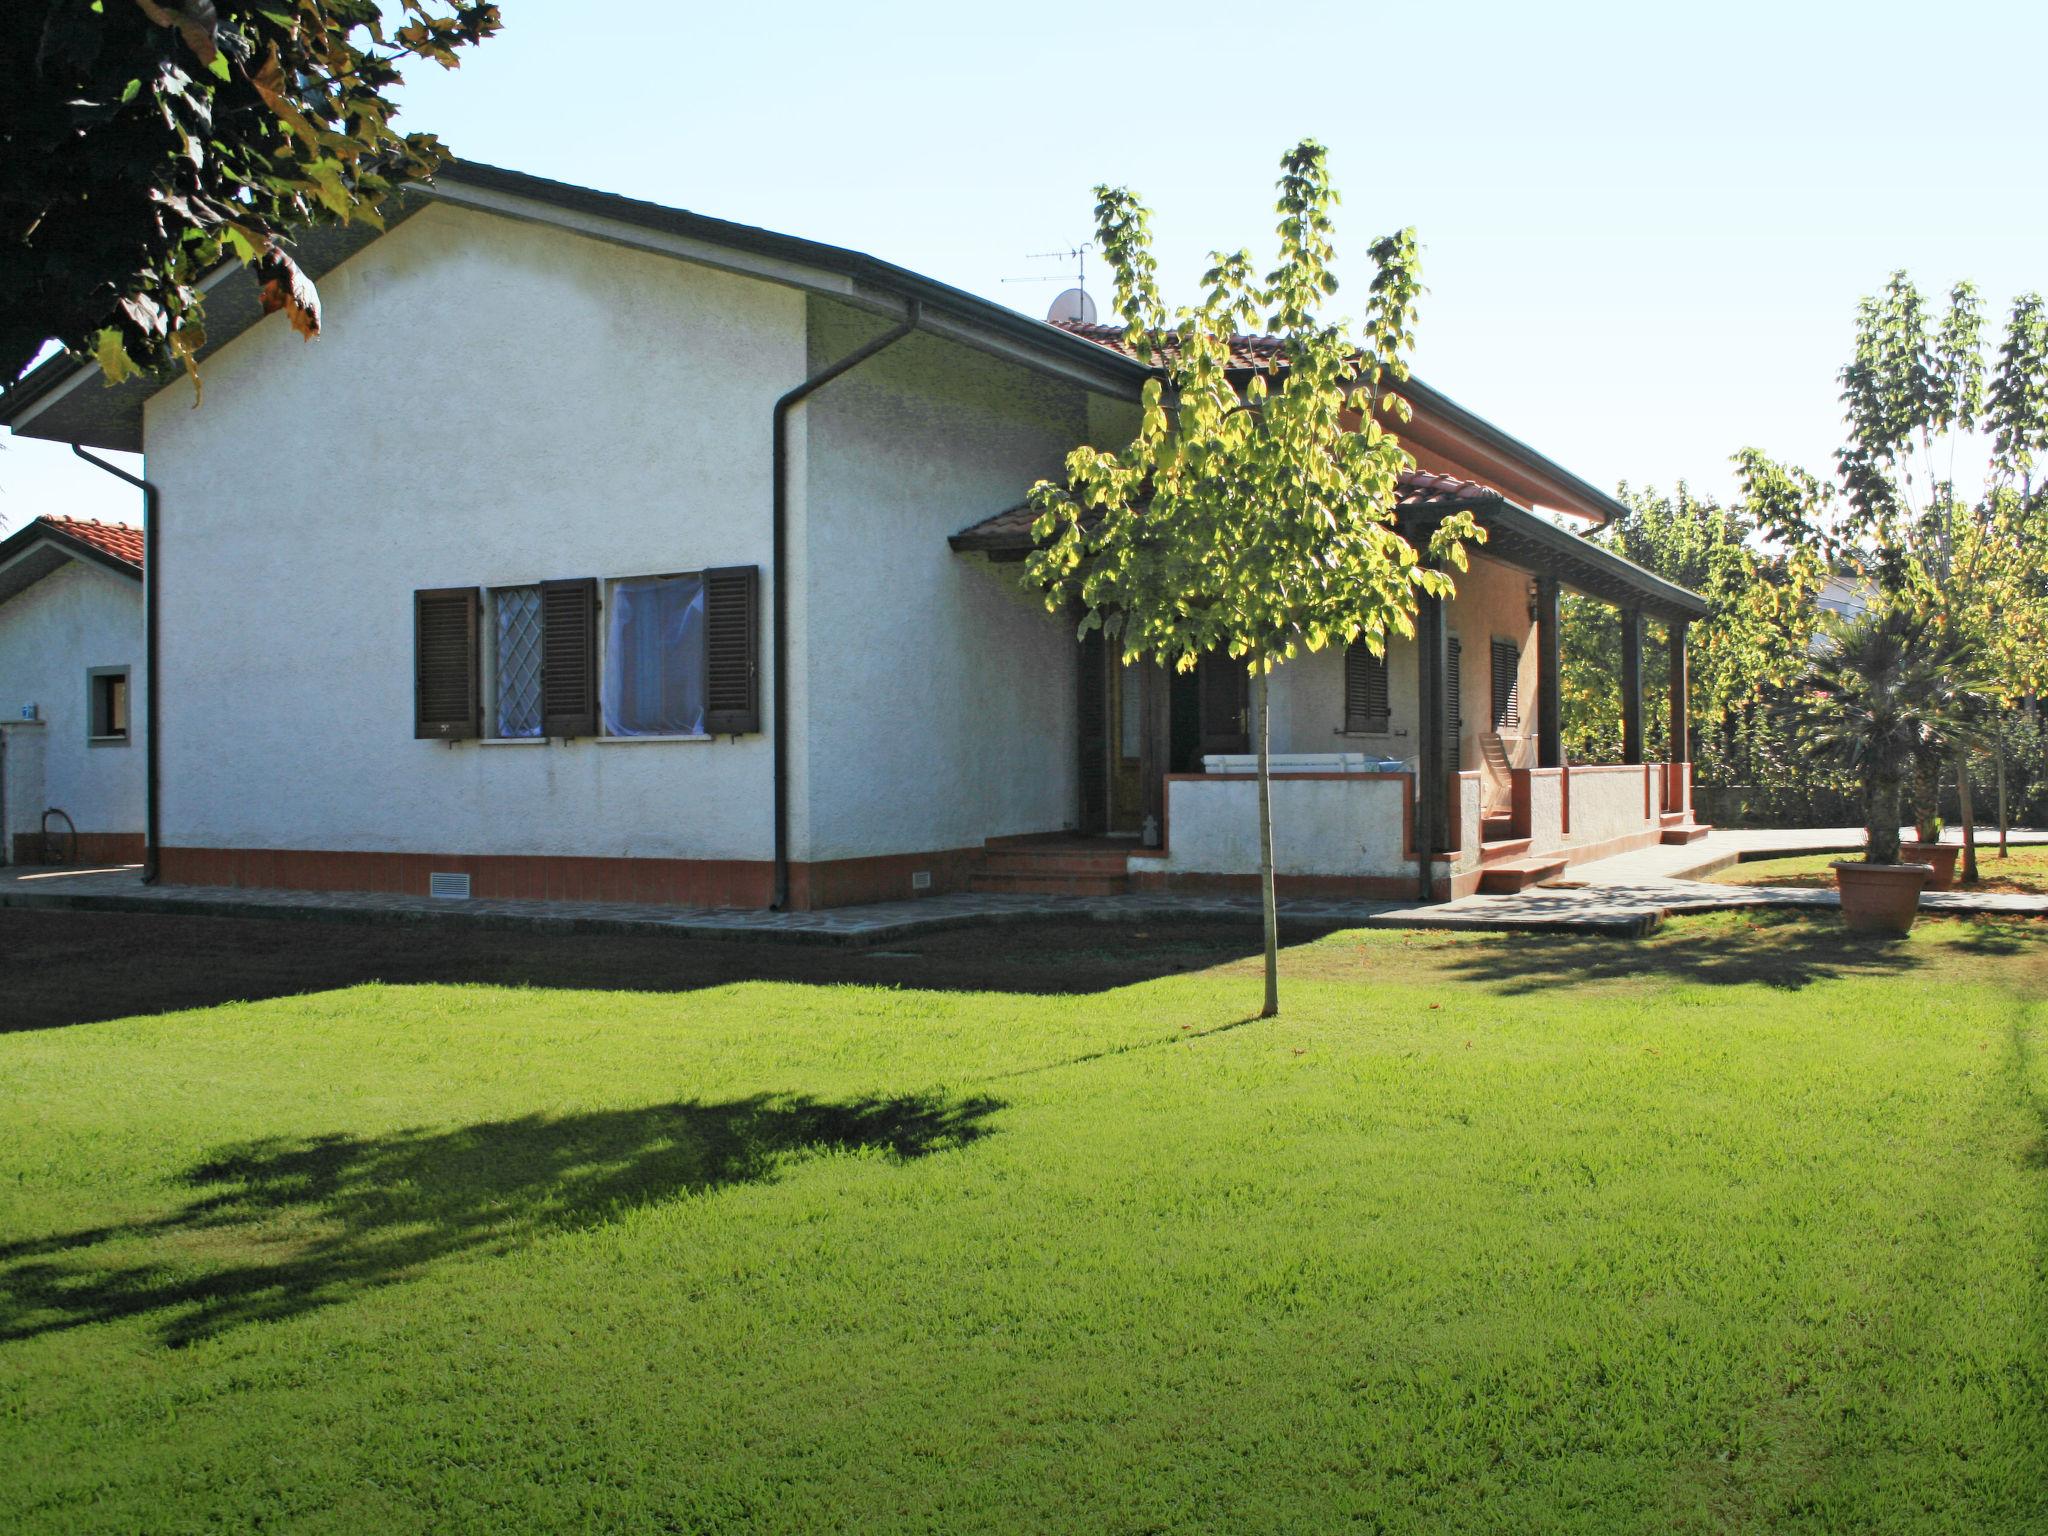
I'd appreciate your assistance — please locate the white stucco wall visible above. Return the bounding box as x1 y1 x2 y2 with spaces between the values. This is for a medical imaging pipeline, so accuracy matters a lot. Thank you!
142 203 804 859
1445 555 1540 772
0 559 144 845
1254 553 1539 769
795 303 1099 860
1158 774 1413 877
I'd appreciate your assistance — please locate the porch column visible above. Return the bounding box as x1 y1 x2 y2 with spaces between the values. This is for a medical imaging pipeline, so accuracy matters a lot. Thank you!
1668 619 1690 766
1620 606 1644 765
1416 589 1450 863
1535 576 1562 769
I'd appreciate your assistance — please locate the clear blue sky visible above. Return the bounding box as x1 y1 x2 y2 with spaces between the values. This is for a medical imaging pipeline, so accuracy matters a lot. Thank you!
6 0 2044 530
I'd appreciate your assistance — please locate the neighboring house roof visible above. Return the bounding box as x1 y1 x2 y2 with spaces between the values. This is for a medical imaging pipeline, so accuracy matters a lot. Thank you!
950 470 1707 624
39 516 144 569
0 515 145 608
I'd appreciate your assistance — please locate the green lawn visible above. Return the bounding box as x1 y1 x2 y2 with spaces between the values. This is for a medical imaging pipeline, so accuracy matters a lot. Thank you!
3 909 2046 1533
1717 844 2048 895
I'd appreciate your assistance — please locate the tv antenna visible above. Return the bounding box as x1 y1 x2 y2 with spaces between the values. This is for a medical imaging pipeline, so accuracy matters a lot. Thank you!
1003 243 1097 325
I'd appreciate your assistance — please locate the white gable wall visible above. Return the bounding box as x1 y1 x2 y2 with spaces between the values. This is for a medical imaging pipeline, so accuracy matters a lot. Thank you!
794 304 1090 860
142 202 805 861
0 559 144 845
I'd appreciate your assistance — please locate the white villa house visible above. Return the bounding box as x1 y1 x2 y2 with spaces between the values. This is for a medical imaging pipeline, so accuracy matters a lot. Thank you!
0 164 1706 908
0 515 146 865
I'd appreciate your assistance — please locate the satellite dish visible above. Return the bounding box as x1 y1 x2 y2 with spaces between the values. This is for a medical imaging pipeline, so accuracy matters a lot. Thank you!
1046 287 1098 325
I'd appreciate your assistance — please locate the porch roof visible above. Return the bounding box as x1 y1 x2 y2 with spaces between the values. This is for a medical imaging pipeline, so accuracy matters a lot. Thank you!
948 474 1709 625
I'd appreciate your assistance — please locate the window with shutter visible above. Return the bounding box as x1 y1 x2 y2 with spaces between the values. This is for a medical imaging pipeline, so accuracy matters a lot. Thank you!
604 574 705 735
491 585 544 738
1445 634 1463 738
702 565 760 734
415 587 480 739
540 577 598 738
1344 642 1390 733
1491 638 1520 729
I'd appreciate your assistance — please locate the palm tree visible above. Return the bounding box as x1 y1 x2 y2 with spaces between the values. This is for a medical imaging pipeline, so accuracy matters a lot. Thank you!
1793 608 1988 864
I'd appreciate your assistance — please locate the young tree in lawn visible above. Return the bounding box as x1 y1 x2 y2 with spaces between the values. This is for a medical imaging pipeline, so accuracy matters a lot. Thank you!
1740 275 2048 875
2 1 500 392
1024 141 1480 1018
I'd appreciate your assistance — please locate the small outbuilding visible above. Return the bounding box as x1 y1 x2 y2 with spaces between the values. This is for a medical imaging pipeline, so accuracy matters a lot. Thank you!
0 516 146 865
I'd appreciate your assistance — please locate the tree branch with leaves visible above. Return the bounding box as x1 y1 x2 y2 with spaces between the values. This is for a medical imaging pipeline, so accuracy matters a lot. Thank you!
2 0 500 393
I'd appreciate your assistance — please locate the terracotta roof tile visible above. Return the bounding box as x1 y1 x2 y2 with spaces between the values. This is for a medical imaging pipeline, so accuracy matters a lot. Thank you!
41 516 145 570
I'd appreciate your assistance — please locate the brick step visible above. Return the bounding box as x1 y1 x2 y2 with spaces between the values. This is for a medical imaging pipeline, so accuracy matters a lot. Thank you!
970 872 1129 897
1659 810 1691 826
1660 822 1712 845
1480 813 1516 838
1477 856 1569 894
1477 836 1532 861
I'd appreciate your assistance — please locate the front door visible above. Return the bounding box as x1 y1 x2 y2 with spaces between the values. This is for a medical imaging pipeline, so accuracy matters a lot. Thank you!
1195 652 1250 759
1106 656 1145 833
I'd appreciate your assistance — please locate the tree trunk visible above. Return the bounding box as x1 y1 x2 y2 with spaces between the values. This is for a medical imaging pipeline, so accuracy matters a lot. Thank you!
1868 773 1903 865
1957 755 1978 884
1996 744 2009 858
1255 666 1279 1020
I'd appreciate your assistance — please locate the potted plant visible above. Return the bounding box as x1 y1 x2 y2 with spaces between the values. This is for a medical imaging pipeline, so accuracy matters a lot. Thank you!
1901 751 1950 887
1794 608 1981 933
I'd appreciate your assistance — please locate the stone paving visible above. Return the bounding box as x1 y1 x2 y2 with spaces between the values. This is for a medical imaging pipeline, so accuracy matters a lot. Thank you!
4 828 2045 943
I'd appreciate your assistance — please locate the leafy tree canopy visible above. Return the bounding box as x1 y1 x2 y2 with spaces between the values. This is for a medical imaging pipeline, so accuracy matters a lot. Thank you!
1559 483 1825 765
2 0 500 393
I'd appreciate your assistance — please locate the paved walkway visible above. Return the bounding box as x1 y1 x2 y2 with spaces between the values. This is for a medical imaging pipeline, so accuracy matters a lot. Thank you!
4 828 2044 943
1390 827 2048 935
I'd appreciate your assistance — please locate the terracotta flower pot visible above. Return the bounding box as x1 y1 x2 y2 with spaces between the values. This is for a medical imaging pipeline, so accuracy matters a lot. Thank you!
1900 841 1960 891
1833 861 1933 934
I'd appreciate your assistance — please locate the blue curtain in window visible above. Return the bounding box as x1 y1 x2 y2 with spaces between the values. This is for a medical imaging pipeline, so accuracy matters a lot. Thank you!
603 575 705 736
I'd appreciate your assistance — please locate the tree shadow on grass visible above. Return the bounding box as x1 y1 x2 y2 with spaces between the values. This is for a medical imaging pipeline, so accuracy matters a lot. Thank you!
0 909 1291 1032
1435 911 2048 995
0 1089 999 1349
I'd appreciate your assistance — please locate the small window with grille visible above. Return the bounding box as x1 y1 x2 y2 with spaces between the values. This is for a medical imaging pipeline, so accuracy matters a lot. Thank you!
491 585 545 739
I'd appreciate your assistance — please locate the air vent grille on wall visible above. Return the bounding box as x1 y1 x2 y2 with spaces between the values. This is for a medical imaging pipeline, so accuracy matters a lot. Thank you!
429 872 472 900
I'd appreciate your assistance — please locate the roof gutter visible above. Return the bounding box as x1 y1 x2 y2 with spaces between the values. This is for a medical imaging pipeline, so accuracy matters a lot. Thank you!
770 299 922 909
70 445 160 883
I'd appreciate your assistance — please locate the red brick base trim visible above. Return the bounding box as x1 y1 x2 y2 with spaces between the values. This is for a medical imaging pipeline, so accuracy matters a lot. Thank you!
11 831 145 865
155 844 985 912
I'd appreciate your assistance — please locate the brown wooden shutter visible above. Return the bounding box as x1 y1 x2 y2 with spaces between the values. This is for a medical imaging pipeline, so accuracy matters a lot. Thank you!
540 577 598 738
702 565 760 735
1491 638 1520 729
1445 635 1463 737
414 586 479 740
1344 642 1390 733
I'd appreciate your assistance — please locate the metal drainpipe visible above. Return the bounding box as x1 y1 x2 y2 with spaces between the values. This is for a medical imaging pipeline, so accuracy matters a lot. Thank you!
770 299 922 909
71 445 161 884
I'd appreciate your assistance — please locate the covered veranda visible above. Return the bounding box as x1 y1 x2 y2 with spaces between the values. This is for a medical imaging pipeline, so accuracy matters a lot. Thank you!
950 470 1711 901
